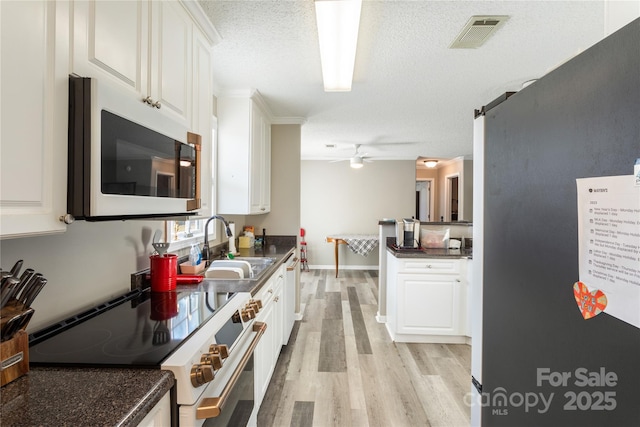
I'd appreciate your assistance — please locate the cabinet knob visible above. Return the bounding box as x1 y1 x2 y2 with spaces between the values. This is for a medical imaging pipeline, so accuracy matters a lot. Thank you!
143 96 153 105
152 100 161 109
274 296 279 303
59 214 75 224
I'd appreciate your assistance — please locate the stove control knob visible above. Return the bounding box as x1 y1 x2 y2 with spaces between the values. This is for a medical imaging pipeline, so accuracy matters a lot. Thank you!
248 300 261 314
190 364 215 387
241 308 255 322
209 344 229 360
200 352 223 370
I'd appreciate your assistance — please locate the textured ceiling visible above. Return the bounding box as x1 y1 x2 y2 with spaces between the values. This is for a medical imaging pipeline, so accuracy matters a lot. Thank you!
198 1 608 162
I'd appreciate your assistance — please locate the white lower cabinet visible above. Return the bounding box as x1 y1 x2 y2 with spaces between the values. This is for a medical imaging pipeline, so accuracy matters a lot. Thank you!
254 266 284 407
137 392 171 427
396 274 461 335
386 252 468 343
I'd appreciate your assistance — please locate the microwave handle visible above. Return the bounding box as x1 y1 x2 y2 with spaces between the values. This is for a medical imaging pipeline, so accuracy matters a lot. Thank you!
186 132 201 211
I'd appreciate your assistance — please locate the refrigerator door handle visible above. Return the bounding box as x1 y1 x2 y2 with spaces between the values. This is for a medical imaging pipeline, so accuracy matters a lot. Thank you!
472 376 482 393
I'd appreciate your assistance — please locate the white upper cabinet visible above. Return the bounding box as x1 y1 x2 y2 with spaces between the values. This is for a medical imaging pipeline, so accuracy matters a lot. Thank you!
1 0 217 239
249 102 271 213
218 94 272 215
191 26 214 218
0 0 69 239
72 0 192 126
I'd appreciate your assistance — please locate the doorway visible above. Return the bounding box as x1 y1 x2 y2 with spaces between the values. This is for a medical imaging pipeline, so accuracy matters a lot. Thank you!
445 174 459 221
416 179 434 222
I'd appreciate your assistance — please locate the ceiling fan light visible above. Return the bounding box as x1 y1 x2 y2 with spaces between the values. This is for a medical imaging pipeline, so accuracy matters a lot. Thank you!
424 160 438 168
314 0 362 92
350 156 364 168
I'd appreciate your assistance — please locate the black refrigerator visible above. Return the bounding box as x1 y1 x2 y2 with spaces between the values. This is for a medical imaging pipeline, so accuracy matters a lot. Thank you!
472 18 640 426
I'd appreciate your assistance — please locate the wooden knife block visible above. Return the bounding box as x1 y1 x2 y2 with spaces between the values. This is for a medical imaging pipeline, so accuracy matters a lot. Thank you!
1 330 29 386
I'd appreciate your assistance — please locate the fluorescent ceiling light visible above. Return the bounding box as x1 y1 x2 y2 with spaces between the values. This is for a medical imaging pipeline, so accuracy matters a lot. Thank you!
314 0 362 92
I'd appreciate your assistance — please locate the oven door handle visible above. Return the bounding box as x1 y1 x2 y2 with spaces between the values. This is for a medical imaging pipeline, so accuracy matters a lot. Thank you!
196 321 267 420
286 257 299 271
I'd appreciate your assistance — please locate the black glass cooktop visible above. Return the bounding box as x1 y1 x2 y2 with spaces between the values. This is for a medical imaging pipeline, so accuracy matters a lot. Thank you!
29 288 236 368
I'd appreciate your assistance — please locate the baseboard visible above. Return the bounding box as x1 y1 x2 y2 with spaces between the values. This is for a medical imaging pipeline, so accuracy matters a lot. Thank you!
375 314 386 323
308 264 379 271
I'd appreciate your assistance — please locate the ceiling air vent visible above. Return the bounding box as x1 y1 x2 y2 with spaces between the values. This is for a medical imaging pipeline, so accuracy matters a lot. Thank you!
450 16 509 49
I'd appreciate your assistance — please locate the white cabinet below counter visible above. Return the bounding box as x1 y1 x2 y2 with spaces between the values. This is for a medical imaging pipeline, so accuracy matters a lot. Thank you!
386 252 470 344
254 265 285 408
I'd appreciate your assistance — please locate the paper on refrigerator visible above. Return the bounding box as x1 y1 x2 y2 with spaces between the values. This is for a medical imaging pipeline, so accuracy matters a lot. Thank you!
576 175 640 328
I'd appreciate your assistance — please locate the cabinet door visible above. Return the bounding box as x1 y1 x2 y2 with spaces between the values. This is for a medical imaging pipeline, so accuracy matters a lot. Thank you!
397 274 461 335
249 103 265 213
255 298 275 406
283 264 296 344
260 117 271 212
149 0 191 126
0 0 68 238
72 0 148 93
191 27 213 218
136 392 171 427
272 272 284 349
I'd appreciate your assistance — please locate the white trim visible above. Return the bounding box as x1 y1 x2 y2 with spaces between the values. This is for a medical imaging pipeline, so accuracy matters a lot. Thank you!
271 117 307 125
375 314 387 323
444 172 461 222
308 264 379 271
180 0 222 45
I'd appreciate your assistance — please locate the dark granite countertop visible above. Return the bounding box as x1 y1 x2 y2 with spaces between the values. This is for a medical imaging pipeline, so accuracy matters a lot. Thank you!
0 367 174 427
176 242 296 296
1 239 297 426
386 242 472 259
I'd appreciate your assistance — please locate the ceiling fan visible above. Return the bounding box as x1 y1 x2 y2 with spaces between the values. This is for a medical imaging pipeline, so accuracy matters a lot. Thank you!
328 144 373 168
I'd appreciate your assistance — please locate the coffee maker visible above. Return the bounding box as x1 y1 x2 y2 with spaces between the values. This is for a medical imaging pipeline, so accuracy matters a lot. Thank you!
396 218 420 248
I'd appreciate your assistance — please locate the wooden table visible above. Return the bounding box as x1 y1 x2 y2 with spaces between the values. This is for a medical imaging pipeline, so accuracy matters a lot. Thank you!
326 234 379 278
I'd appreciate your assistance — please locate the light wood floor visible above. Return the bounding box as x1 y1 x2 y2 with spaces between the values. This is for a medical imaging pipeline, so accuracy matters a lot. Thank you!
258 270 471 427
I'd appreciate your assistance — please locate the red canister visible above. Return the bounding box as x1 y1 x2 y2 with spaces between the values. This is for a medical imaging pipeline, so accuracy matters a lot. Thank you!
150 254 178 292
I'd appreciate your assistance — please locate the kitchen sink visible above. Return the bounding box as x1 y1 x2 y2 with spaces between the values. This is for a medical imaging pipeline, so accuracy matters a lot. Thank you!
205 257 276 281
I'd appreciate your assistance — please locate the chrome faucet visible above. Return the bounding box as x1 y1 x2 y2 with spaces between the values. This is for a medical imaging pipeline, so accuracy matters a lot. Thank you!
202 215 233 266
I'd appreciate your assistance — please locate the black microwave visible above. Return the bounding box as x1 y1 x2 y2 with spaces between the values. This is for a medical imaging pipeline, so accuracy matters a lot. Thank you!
68 75 201 221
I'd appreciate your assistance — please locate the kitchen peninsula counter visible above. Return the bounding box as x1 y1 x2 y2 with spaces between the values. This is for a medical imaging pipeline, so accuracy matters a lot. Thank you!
0 367 174 426
386 241 472 259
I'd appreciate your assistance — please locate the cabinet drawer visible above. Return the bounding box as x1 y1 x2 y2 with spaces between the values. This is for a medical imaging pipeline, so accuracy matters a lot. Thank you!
398 258 460 274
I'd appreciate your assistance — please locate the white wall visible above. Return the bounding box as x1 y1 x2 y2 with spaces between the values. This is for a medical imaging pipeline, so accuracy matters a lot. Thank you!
250 124 301 235
300 160 415 268
0 219 225 331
